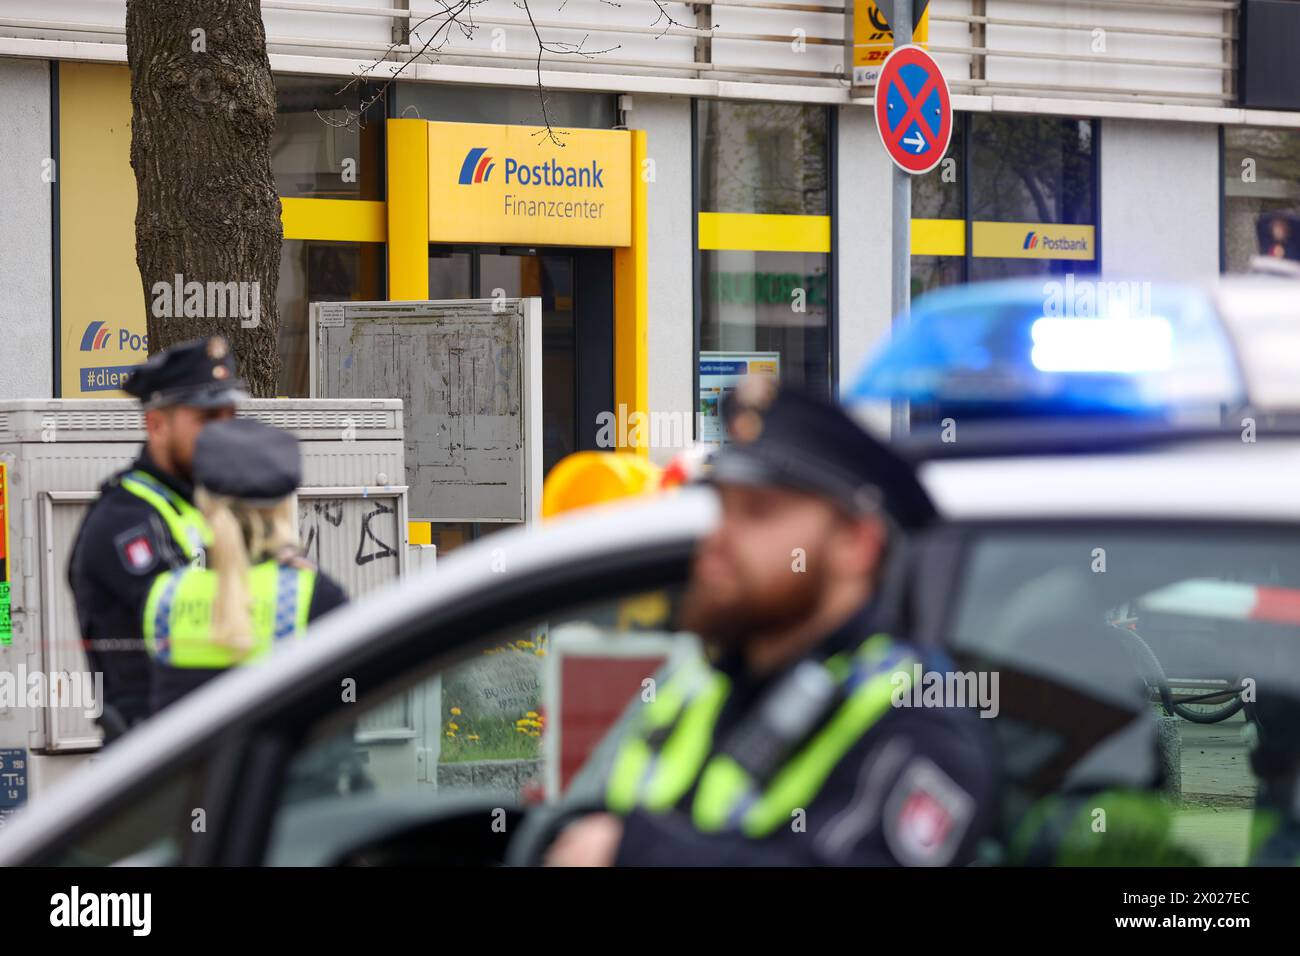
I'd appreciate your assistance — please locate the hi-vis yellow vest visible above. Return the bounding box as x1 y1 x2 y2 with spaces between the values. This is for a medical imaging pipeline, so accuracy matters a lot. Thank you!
606 634 915 838
119 470 212 566
142 560 316 668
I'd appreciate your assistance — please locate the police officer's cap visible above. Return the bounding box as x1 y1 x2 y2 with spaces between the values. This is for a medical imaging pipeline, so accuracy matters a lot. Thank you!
711 379 936 528
123 336 247 409
193 418 301 503
1257 211 1300 263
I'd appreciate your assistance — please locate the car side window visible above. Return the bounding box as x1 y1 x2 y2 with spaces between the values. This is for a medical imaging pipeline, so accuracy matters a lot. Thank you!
947 525 1300 866
38 758 210 865
263 587 696 865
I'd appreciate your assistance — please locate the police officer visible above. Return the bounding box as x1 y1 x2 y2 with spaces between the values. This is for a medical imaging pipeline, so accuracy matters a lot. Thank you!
68 336 245 738
141 417 347 714
545 382 1000 866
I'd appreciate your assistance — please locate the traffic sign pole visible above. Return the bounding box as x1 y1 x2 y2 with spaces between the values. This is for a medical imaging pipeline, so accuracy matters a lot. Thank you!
890 0 912 439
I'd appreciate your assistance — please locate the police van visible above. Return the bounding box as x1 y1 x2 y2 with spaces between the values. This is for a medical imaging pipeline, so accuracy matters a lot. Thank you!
1 275 1299 866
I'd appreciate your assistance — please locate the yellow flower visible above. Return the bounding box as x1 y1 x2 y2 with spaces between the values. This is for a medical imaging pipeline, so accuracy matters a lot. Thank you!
445 731 455 738
535 648 547 657
468 734 480 741
448 722 459 731
518 641 536 649
526 711 539 718
450 707 461 716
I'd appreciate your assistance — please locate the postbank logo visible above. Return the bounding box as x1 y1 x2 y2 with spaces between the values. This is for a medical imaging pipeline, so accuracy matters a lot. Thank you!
458 148 496 185
68 321 148 395
427 120 631 247
1022 229 1089 255
972 221 1095 261
80 321 111 351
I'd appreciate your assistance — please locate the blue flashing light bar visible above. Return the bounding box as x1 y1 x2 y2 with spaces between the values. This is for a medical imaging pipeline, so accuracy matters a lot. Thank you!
844 278 1245 419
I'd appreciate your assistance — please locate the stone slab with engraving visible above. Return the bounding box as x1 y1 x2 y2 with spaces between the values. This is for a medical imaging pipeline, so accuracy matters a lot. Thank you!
443 649 543 721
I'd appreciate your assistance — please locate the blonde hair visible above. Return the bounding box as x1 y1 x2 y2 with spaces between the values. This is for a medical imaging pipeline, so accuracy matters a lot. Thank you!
195 488 300 652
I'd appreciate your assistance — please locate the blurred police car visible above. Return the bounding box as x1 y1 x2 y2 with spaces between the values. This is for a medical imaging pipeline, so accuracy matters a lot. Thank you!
846 273 1300 865
2 275 1300 866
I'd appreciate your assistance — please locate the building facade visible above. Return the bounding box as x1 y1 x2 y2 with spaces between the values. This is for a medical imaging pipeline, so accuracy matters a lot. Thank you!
0 0 1296 470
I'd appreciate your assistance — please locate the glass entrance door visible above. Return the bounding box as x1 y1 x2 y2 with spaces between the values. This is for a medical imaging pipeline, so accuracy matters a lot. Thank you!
479 252 576 475
426 245 614 551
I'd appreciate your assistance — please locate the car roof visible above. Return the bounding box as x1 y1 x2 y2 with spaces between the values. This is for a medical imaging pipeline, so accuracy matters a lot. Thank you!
919 435 1300 522
1210 274 1300 413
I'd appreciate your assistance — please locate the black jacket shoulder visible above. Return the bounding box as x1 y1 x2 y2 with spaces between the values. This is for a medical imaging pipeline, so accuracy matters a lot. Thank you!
69 482 181 589
308 571 349 621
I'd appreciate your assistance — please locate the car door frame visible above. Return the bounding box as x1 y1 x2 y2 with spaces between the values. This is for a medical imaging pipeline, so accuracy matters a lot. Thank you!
211 541 699 865
0 492 717 866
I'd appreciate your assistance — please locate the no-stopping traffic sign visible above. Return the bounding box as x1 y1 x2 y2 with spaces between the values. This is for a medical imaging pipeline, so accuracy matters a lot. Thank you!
875 43 952 175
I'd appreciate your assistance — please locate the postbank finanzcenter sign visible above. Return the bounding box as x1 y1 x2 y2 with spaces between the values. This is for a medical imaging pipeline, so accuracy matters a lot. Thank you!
428 121 632 247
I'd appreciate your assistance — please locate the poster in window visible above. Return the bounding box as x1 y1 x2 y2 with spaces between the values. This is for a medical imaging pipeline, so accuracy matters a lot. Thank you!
699 351 781 445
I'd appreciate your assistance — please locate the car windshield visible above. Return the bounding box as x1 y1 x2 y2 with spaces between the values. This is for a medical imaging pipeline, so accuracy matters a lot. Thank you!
945 523 1300 866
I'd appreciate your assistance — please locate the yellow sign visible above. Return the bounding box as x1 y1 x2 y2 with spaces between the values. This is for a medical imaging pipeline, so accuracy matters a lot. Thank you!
427 122 632 247
62 318 147 397
973 222 1097 261
911 218 965 257
58 64 148 398
851 0 931 86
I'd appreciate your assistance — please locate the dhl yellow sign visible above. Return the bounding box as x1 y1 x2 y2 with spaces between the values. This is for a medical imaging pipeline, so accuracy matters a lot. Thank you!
849 0 931 87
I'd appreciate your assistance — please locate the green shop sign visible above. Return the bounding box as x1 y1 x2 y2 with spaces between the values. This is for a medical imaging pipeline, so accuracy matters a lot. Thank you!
710 271 829 307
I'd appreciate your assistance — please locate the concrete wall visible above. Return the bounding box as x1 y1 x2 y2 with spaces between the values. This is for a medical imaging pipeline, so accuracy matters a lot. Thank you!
835 103 896 392
1101 119 1220 280
627 94 694 465
0 57 53 399
4 1 1227 107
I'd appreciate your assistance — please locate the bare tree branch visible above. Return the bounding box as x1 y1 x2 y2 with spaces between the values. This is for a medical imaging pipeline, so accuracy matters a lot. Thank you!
317 1 489 129
516 0 620 145
315 0 711 144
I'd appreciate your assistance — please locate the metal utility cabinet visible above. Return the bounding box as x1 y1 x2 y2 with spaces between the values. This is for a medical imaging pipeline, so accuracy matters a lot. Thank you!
310 297 544 526
0 398 409 813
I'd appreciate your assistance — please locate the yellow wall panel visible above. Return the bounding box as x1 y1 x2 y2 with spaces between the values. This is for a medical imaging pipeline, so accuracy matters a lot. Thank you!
911 218 965 256
59 63 145 397
613 130 648 455
386 119 429 300
698 212 831 254
282 198 386 242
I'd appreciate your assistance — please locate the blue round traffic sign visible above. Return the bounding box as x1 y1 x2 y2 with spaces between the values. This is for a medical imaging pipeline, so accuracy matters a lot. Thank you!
874 44 953 175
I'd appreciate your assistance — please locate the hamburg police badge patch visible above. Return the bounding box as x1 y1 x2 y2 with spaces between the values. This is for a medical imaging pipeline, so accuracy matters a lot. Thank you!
114 525 159 575
882 756 975 866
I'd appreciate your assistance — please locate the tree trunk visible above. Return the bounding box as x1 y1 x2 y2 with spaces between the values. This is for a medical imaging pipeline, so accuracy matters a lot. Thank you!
126 0 282 396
